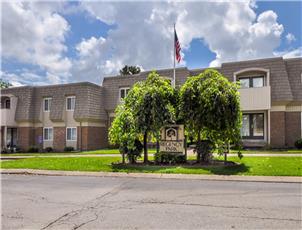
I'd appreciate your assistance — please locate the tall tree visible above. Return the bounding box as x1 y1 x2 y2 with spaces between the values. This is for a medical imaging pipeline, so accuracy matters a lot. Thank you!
120 65 141 75
124 72 176 163
0 79 12 89
179 69 241 163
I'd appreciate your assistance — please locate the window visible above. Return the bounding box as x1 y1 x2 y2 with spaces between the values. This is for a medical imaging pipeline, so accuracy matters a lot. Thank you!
4 99 10 109
66 96 76 111
43 128 53 141
241 113 264 139
119 87 130 101
239 76 264 88
66 127 77 141
43 98 52 112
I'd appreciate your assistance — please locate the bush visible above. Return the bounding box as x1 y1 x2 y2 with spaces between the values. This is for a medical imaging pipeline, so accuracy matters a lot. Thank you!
64 146 74 152
27 146 39 153
44 147 53 153
294 139 302 149
154 152 186 164
120 139 143 163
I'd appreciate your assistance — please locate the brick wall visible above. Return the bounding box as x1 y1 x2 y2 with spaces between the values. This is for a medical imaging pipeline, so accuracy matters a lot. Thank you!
285 112 301 147
270 111 286 148
18 127 34 151
79 126 108 151
34 127 43 150
53 127 66 151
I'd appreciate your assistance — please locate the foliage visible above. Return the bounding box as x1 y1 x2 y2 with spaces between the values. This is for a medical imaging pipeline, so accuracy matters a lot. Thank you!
120 65 141 75
154 152 186 164
294 138 302 149
194 140 214 163
44 147 53 153
0 79 12 89
27 146 39 153
109 103 140 163
124 71 177 163
64 146 74 152
179 69 242 162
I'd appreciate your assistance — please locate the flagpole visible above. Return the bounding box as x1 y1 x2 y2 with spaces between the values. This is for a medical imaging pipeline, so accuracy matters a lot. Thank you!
173 23 176 88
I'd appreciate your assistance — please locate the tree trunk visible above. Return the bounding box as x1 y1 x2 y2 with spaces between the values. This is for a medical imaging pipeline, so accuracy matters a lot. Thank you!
197 131 201 163
143 131 148 163
224 142 230 165
156 139 159 154
122 152 125 164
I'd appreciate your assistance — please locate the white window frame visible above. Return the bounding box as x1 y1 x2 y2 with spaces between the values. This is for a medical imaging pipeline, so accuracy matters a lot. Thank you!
43 127 53 141
66 96 76 111
66 127 77 141
43 98 52 112
119 87 130 101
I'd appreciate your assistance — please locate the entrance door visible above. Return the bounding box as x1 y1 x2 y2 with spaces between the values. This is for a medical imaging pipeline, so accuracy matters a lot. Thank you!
6 128 17 147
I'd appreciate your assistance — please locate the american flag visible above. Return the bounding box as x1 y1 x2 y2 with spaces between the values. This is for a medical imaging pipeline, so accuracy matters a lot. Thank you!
174 30 181 63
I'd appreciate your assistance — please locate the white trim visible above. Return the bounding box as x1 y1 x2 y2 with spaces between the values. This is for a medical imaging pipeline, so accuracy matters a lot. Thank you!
66 127 77 141
119 87 130 102
43 127 53 141
43 98 52 112
233 67 270 87
66 96 76 111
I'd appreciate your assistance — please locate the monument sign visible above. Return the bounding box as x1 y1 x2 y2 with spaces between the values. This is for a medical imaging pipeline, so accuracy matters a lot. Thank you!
159 125 185 154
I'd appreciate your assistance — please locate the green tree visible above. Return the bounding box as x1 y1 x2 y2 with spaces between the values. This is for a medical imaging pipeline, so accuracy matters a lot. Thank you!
179 69 241 163
0 79 12 89
109 103 142 163
119 65 141 75
125 72 176 163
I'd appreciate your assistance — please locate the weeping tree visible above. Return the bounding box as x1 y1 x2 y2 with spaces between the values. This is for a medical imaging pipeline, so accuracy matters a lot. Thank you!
124 72 176 163
109 104 142 164
179 69 241 163
120 65 141 75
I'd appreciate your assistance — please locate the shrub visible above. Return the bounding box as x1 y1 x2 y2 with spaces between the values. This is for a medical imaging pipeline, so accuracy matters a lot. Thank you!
44 147 53 153
294 139 302 149
27 146 39 153
64 146 74 152
119 139 143 164
154 152 186 164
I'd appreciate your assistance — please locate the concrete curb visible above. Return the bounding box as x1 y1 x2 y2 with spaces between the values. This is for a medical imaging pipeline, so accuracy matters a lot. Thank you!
1 169 301 183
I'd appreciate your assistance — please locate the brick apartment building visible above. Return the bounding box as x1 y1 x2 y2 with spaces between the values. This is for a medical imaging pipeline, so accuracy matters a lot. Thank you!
1 57 301 151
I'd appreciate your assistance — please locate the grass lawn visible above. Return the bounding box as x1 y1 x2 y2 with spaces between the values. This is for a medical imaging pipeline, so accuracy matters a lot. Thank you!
1 148 301 157
1 156 301 176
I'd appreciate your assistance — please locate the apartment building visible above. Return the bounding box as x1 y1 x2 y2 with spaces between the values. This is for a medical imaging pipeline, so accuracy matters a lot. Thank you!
1 57 301 151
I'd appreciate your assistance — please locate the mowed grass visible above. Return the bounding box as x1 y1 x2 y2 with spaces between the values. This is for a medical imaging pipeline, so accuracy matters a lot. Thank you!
1 156 301 176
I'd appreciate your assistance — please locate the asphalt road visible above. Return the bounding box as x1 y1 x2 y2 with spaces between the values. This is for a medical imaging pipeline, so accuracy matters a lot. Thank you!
1 175 301 230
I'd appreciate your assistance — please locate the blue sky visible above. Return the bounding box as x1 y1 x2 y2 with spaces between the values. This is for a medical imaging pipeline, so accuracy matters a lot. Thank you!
1 1 301 86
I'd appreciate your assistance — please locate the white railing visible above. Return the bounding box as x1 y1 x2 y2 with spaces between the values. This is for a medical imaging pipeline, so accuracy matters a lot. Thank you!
238 86 271 110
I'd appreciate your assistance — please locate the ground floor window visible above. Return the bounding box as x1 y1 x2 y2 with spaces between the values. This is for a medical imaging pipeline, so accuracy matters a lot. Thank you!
43 128 53 141
66 127 77 141
241 113 264 139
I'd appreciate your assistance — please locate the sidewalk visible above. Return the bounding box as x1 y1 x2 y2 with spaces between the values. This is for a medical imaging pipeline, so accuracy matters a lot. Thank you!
1 168 301 183
1 153 301 160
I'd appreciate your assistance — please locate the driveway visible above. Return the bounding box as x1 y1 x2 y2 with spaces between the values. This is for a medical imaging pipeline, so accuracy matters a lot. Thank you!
2 174 301 229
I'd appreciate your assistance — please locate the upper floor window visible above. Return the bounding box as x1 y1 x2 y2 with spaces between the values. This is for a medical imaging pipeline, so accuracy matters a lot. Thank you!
239 76 264 89
43 127 53 141
66 96 76 111
66 127 77 141
119 87 130 101
1 97 10 109
43 98 52 112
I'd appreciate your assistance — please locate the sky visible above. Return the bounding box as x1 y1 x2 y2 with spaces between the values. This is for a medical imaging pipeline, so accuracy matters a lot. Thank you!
1 1 301 86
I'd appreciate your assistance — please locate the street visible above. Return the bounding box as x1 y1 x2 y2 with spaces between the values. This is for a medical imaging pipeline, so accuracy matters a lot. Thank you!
1 174 301 229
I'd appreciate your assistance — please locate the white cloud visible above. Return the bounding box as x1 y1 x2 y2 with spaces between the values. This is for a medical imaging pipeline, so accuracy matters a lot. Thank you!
77 1 285 81
274 47 302 58
1 2 71 81
1 1 294 86
286 33 296 43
